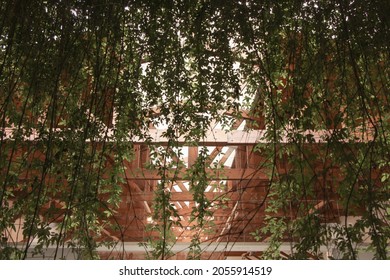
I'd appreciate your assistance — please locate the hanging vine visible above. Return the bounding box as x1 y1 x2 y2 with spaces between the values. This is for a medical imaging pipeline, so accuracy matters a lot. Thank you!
0 0 388 259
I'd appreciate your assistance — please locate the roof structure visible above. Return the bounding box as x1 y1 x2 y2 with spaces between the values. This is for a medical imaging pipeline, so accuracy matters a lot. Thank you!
5 108 380 260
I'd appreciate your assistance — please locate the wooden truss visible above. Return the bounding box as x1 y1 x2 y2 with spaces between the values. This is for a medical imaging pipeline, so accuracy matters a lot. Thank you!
4 111 378 259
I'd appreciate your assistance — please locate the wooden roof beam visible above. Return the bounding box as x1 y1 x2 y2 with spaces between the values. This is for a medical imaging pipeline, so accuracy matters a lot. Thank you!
5 127 373 145
125 191 266 202
124 168 269 180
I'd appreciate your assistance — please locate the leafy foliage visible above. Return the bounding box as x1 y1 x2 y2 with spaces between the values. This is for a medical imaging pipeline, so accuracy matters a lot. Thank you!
0 0 389 259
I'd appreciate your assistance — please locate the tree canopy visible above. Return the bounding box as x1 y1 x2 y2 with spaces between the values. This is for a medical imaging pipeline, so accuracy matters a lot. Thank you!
0 0 389 259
